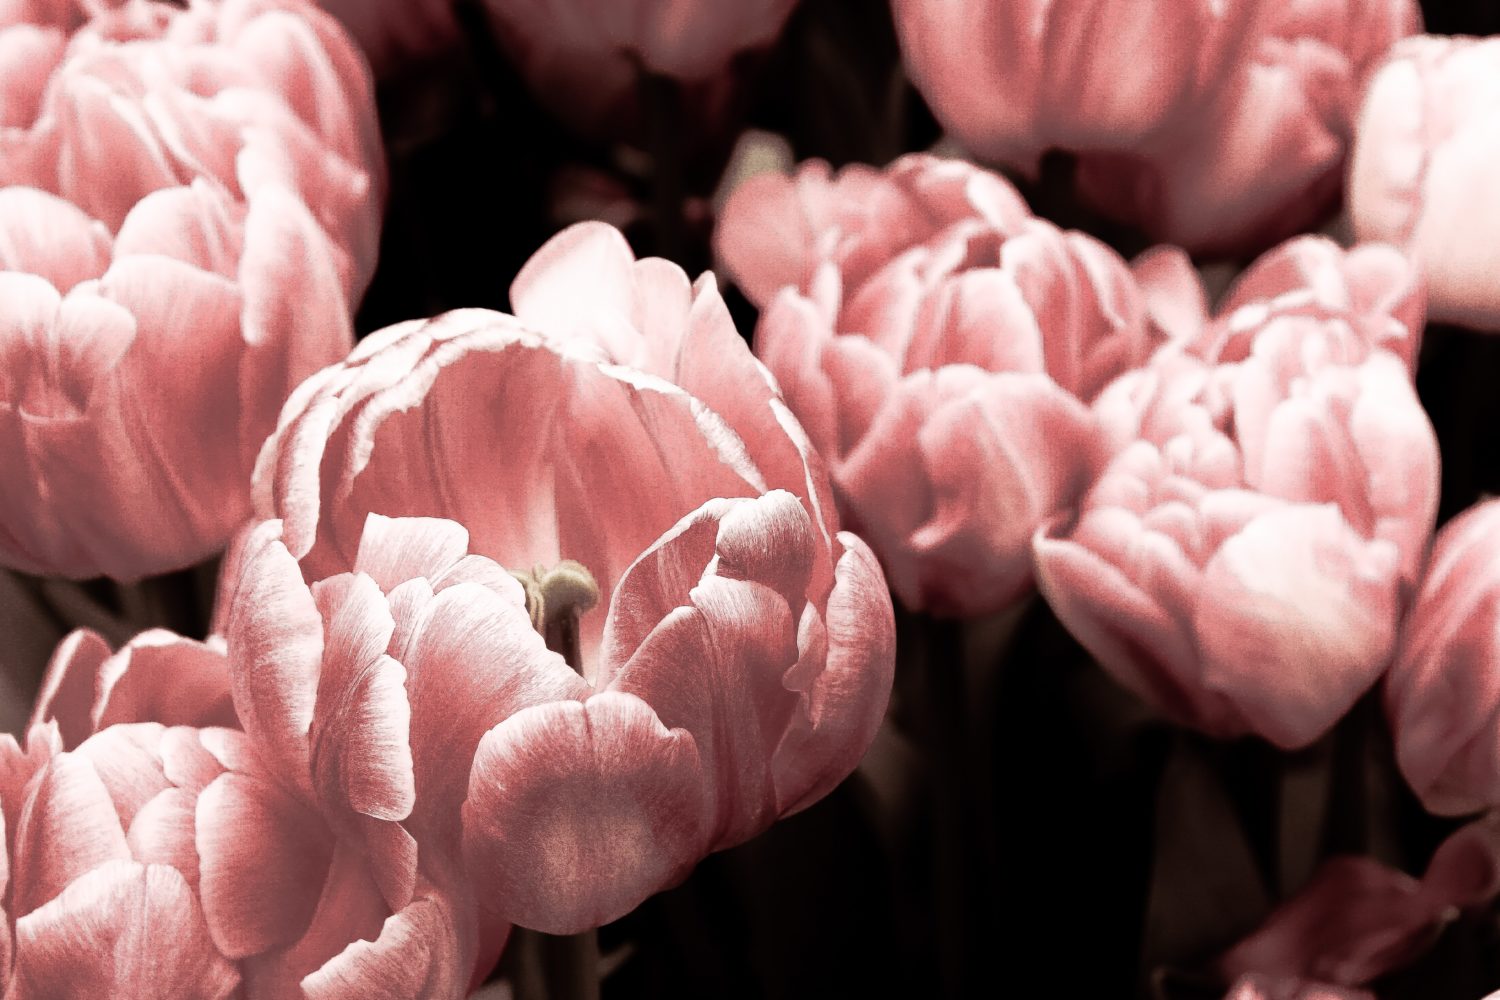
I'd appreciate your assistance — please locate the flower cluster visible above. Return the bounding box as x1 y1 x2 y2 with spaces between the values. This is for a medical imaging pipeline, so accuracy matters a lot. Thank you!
6 1 1500 998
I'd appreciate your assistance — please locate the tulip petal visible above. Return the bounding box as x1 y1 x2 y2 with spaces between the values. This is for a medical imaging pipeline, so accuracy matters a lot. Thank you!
10 860 238 1000
195 771 333 958
464 692 707 934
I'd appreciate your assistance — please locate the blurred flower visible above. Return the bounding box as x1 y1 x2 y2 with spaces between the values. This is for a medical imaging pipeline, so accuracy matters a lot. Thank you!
715 154 1154 616
249 225 894 933
892 0 1420 256
0 720 473 999
1219 814 1500 988
1350 35 1500 331
0 0 382 581
317 0 458 76
1225 974 1374 1000
1034 253 1438 747
1386 499 1500 815
481 0 798 135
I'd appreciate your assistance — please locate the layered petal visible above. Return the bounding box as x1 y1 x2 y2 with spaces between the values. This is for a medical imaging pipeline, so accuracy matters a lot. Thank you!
0 0 380 580
1350 35 1500 330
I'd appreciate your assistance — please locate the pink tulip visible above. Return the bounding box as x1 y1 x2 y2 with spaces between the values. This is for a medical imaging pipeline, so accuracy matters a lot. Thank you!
1219 814 1500 988
893 0 1420 255
1386 499 1500 815
1034 296 1438 747
1134 236 1425 370
249 226 894 933
481 0 798 133
0 720 475 999
715 154 1154 615
0 0 382 581
31 627 237 749
1350 35 1500 330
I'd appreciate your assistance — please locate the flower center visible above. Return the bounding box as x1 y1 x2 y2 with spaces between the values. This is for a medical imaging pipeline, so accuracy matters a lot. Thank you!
510 560 600 673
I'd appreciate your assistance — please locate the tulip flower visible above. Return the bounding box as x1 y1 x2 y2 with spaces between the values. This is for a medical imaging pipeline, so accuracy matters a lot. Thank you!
892 0 1420 255
1386 499 1500 815
249 225 895 933
0 720 475 999
715 154 1154 616
1134 235 1425 370
0 0 382 581
31 627 237 749
1350 35 1500 331
1219 814 1500 988
480 0 798 134
1034 295 1438 747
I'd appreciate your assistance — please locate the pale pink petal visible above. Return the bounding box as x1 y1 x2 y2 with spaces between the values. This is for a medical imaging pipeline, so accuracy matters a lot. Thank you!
10 860 239 1000
302 892 470 1000
0 186 111 292
195 770 333 959
463 692 708 934
351 513 472 594
1195 506 1400 750
221 519 321 791
31 628 109 749
772 532 895 813
310 572 414 822
9 751 130 917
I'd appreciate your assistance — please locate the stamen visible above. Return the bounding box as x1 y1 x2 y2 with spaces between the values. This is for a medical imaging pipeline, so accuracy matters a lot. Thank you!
510 560 600 673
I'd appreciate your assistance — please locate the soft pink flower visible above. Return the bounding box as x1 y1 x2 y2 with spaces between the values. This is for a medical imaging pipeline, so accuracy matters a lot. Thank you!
0 0 382 581
1219 815 1500 988
249 228 894 933
1386 499 1500 815
1034 291 1438 748
1134 236 1425 370
715 154 1153 615
893 0 1420 255
1350 35 1500 330
481 0 798 134
0 720 474 999
31 627 237 749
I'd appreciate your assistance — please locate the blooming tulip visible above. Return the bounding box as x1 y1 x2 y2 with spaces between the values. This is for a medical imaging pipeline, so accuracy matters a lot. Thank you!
1034 284 1438 747
893 0 1420 255
1386 499 1500 815
31 627 237 750
1134 235 1425 370
715 154 1153 615
0 0 382 580
0 720 475 999
1350 35 1500 330
249 225 895 933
